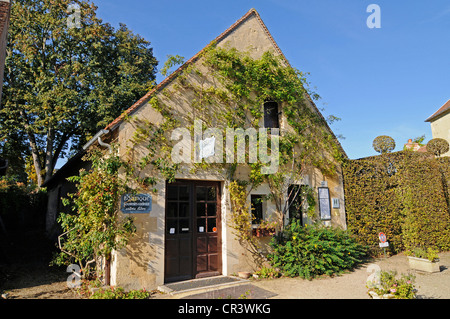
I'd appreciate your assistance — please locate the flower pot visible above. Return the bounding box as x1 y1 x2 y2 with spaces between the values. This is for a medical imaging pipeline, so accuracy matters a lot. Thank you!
368 291 395 299
408 256 440 273
238 271 251 279
252 227 275 237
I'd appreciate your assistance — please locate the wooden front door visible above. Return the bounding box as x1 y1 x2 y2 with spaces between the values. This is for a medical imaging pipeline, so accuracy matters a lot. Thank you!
164 180 221 283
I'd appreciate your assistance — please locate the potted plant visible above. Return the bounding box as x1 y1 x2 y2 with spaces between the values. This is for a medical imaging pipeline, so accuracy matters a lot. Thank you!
407 247 440 273
367 270 416 299
252 221 277 238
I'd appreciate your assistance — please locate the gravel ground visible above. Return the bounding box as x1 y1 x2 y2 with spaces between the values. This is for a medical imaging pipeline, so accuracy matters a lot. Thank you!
0 229 81 299
251 252 450 299
2 228 450 299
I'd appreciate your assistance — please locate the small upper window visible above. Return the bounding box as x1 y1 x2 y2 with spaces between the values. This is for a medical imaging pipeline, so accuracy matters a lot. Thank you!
263 100 279 129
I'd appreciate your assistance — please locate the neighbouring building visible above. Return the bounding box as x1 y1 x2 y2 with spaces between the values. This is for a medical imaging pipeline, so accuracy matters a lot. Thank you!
426 99 450 157
404 139 427 153
45 8 348 290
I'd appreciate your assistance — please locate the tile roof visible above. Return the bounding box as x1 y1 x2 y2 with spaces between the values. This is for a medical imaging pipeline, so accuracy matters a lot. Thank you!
105 8 286 131
102 8 347 158
425 99 450 122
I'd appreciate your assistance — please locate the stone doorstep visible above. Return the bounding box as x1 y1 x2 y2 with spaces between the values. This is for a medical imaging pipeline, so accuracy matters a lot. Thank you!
157 276 250 296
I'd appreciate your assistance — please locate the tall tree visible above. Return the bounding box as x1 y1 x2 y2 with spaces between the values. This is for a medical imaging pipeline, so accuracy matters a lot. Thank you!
0 0 157 186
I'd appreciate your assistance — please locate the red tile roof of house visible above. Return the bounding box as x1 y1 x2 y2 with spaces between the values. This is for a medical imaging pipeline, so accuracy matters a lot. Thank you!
425 99 450 122
102 8 347 158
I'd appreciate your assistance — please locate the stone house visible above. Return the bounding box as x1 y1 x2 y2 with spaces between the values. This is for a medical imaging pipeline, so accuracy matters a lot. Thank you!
426 99 450 157
46 8 347 290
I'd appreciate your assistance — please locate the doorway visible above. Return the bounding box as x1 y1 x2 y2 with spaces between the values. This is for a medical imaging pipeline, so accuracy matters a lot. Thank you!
164 180 221 283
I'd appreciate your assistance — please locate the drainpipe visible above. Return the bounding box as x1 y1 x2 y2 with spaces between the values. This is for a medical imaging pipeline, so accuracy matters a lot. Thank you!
97 135 112 154
82 129 110 151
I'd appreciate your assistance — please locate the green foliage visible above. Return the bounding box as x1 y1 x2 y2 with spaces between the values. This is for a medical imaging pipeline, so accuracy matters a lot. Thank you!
412 135 426 145
90 287 151 299
367 270 416 299
268 220 367 280
128 46 344 236
53 147 136 274
372 135 396 154
0 177 47 230
407 247 440 262
76 278 152 299
343 152 450 255
160 54 185 77
0 0 157 185
253 266 281 279
427 138 449 157
122 45 345 267
227 180 265 265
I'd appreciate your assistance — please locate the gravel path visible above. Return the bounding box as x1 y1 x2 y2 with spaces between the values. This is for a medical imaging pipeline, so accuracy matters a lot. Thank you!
2 228 450 299
252 252 450 299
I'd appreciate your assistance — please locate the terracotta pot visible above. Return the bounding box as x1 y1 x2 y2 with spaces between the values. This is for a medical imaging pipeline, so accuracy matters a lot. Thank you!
238 271 251 279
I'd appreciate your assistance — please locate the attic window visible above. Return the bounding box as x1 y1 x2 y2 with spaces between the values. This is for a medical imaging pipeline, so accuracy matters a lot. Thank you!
263 100 279 129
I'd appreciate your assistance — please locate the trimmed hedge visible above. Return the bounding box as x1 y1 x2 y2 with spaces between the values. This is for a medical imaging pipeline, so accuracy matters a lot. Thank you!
343 151 450 255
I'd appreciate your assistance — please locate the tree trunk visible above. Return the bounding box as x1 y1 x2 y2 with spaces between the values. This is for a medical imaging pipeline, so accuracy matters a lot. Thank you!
28 136 43 187
104 255 111 286
21 109 44 186
44 126 54 183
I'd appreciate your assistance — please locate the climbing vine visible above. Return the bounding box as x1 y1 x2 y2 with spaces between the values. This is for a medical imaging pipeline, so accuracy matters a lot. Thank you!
53 146 136 278
122 45 344 264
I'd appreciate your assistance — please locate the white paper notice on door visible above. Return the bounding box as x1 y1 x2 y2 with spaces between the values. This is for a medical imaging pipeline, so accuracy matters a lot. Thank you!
169 228 175 234
199 226 205 233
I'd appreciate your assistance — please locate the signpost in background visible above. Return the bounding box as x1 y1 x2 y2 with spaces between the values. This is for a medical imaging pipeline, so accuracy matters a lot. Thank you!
378 232 389 258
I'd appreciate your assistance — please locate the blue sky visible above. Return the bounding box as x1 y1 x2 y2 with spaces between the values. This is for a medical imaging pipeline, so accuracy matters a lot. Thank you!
94 0 450 159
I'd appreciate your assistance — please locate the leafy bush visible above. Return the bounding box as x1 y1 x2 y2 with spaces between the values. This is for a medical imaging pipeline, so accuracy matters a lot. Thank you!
253 266 281 279
407 247 439 262
427 138 449 157
268 221 367 280
53 148 136 276
0 177 47 230
367 270 416 299
373 135 396 154
90 287 151 299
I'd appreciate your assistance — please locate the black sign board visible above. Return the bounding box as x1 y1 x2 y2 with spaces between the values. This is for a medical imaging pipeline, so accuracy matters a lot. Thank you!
120 193 152 214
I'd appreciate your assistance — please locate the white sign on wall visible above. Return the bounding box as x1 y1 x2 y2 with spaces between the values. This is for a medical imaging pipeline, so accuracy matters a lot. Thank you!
199 136 215 159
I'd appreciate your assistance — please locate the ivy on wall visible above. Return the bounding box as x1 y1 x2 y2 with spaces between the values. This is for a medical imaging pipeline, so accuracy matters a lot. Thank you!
125 45 345 226
343 151 450 255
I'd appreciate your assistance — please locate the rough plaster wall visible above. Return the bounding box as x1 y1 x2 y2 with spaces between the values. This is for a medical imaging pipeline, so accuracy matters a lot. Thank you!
430 113 450 157
112 13 347 288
